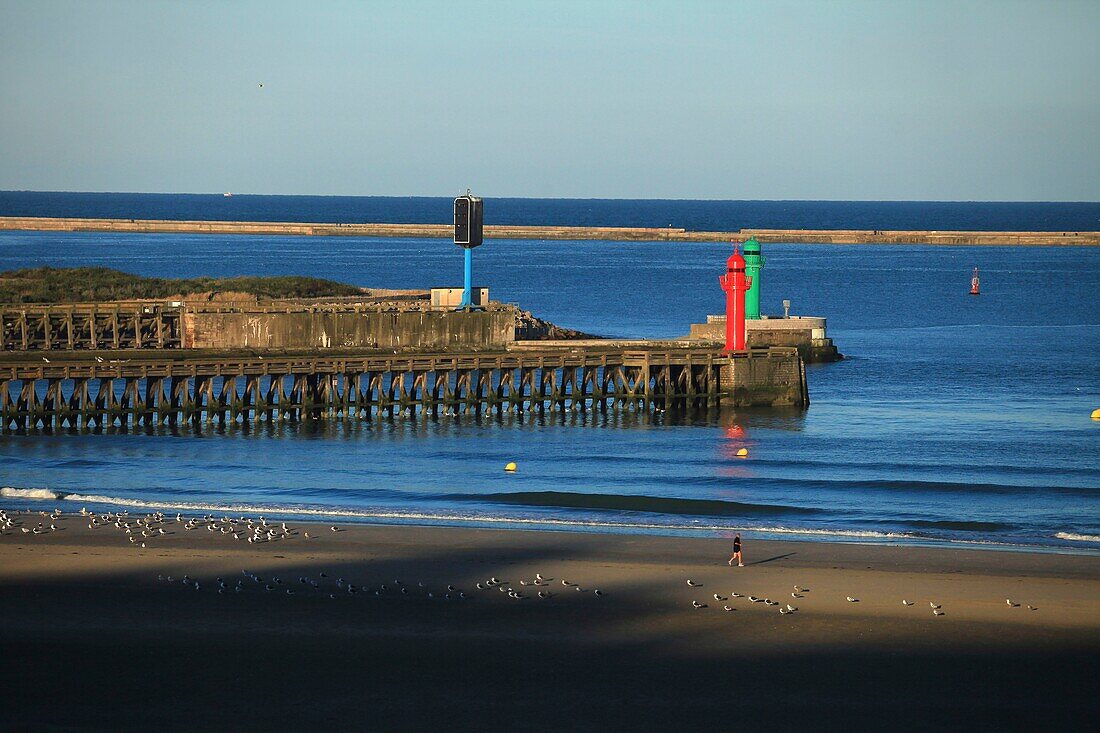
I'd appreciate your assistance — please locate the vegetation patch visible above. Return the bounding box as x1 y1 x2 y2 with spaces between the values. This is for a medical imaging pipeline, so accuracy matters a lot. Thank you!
0 266 364 303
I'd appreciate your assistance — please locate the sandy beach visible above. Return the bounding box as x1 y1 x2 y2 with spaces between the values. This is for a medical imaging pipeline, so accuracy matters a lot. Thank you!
3 512 1098 731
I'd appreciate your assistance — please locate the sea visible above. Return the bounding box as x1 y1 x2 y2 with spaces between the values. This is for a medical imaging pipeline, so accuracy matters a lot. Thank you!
1 192 1099 553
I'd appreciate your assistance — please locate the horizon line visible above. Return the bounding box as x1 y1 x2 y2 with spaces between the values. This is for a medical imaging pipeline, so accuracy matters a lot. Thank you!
2 189 1099 205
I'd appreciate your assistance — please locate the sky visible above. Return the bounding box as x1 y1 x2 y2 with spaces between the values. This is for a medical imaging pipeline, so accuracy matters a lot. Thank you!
1 0 1097 201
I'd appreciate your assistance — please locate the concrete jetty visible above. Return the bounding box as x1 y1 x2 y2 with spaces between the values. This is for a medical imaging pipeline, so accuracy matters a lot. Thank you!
1 216 1097 246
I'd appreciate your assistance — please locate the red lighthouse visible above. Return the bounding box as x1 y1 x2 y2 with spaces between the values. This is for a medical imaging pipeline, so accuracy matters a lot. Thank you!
719 243 754 352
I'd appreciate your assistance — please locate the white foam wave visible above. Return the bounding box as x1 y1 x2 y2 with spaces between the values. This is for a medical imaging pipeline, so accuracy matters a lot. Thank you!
5 487 1095 551
6 489 916 541
1054 532 1100 543
1 487 63 500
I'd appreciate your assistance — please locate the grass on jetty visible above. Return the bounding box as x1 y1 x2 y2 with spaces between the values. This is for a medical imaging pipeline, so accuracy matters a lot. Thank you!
0 266 363 303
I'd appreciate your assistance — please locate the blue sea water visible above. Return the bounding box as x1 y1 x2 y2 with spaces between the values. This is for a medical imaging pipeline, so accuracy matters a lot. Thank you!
2 190 1100 232
1 193 1098 552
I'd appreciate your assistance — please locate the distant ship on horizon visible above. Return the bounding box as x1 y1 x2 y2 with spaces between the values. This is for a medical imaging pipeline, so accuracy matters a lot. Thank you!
223 192 233 197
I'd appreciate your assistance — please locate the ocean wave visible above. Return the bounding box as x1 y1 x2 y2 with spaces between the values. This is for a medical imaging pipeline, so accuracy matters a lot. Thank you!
1 488 908 540
1054 532 1100 543
5 486 1097 551
1 487 63 500
445 490 820 517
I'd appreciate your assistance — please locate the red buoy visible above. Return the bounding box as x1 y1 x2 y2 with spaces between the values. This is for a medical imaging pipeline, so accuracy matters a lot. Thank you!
719 243 754 352
970 267 980 296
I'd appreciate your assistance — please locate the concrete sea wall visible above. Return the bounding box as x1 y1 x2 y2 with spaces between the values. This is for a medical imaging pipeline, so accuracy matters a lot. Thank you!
183 310 514 350
2 217 1096 246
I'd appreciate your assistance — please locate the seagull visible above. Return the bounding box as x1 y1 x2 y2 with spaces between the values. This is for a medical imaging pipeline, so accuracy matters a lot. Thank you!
536 573 544 581
846 596 859 603
786 604 797 612
930 602 940 609
713 594 725 601
476 583 484 590
1006 599 1019 607
537 591 549 599
330 526 338 532
794 585 802 592
902 600 914 606
686 579 699 587
748 596 762 603
561 579 571 586
447 585 456 592
692 600 706 609
1027 605 1037 611
731 592 743 598
780 608 791 614
593 589 603 597
723 605 733 612
933 608 945 616
792 592 803 598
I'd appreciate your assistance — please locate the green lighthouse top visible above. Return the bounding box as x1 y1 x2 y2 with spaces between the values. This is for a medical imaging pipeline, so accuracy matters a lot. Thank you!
743 237 761 255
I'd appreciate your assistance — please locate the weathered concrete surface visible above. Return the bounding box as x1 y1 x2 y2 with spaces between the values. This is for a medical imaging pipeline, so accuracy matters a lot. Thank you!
690 316 840 363
2 217 1096 246
719 349 808 407
183 310 514 350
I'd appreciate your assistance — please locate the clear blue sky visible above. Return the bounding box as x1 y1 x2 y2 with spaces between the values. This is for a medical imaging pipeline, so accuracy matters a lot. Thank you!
1 0 1097 200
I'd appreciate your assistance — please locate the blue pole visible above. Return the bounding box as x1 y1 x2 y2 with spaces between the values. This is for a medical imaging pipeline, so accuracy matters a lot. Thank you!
458 246 473 310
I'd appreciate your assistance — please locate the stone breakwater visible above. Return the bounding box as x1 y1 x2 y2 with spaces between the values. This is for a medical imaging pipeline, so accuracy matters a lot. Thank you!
1 216 1097 246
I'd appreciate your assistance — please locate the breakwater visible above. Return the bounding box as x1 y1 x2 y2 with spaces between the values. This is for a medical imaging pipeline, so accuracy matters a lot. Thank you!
1 216 1097 245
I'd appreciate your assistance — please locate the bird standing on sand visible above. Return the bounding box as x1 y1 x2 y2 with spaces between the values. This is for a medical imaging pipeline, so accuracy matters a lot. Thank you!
902 600 914 606
692 600 706 608
929 602 940 609
1006 599 1019 607
686 579 698 587
846 596 859 603
933 608 945 616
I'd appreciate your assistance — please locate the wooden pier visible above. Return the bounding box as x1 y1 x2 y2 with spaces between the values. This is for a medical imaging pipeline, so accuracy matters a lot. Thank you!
0 346 806 431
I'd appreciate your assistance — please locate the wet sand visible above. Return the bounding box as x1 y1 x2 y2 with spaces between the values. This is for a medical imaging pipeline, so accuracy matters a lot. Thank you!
2 514 1098 731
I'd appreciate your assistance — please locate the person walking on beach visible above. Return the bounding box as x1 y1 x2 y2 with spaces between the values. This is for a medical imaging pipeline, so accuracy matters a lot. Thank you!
728 533 744 567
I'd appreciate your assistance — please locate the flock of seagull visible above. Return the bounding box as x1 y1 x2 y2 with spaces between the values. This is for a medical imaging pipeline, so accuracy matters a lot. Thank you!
684 579 1037 617
2 508 607 605
156 567 603 603
0 507 63 535
71 507 344 547
2 509 1041 617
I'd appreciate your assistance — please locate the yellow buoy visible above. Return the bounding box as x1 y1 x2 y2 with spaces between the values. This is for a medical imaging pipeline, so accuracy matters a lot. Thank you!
736 448 749 458
1092 408 1100 420
504 462 518 472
